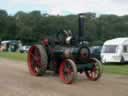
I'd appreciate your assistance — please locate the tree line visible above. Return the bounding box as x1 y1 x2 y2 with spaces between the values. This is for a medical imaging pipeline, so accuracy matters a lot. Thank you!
0 9 128 45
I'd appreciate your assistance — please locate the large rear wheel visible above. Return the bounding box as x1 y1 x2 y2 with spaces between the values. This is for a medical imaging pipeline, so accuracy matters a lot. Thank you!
85 58 103 81
28 44 48 76
59 59 77 84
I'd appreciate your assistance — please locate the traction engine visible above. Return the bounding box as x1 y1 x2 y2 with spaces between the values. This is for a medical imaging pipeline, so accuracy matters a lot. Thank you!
27 13 103 84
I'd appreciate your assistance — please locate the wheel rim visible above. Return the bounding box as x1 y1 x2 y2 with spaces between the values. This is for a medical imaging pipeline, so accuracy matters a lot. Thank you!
59 60 76 84
86 58 102 81
28 46 42 76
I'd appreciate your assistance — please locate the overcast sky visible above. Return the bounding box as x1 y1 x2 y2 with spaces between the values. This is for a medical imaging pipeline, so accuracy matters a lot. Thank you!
0 0 128 15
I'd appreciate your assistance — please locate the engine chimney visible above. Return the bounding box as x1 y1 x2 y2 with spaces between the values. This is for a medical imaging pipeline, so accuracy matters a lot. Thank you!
78 13 85 41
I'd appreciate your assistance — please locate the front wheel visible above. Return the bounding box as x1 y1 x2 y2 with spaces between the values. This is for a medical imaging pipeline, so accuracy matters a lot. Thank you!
85 58 103 81
59 59 77 84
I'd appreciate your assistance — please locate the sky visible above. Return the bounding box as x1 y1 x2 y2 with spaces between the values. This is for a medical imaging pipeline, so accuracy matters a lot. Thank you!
0 0 128 15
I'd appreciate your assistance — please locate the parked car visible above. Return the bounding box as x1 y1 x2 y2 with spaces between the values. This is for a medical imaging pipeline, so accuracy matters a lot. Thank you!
90 46 102 60
101 38 128 63
19 45 31 53
1 40 22 52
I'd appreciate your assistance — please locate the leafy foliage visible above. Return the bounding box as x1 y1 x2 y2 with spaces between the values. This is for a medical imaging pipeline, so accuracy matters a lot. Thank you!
0 9 128 45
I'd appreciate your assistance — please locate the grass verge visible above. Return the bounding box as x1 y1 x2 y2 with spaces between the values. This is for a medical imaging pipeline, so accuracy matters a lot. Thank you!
0 52 27 61
103 64 128 75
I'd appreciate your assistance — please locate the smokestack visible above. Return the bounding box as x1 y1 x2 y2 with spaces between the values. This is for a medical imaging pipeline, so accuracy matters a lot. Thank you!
78 14 85 41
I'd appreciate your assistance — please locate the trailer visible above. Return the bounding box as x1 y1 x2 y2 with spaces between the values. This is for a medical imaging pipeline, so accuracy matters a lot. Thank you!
101 38 128 63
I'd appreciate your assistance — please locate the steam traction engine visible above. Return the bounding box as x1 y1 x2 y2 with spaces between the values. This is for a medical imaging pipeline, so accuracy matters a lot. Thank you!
27 14 103 84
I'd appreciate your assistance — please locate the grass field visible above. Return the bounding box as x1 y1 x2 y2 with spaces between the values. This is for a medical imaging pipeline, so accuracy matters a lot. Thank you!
0 52 27 61
103 64 128 75
0 52 128 75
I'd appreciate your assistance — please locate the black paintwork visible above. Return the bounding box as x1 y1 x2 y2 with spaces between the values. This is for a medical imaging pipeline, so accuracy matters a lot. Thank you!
43 14 94 73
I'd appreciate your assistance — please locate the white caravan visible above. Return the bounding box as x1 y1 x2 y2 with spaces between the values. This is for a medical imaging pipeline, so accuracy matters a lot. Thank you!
101 38 128 63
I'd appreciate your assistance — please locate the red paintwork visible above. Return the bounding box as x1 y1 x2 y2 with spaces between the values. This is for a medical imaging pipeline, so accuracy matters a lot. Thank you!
59 60 73 84
85 63 97 81
43 39 49 46
28 46 41 76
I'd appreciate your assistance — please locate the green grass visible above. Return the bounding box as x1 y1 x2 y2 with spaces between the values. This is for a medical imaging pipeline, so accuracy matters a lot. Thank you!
103 64 128 75
0 52 128 75
0 52 27 61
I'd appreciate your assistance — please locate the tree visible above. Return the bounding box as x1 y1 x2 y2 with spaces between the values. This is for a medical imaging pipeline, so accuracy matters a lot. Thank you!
0 10 128 45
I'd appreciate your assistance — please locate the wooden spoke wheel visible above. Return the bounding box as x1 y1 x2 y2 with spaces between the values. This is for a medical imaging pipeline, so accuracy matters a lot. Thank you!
85 58 103 81
27 45 48 76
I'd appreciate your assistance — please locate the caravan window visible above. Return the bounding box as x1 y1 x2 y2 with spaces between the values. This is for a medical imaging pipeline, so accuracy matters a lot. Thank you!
123 45 128 53
103 45 118 53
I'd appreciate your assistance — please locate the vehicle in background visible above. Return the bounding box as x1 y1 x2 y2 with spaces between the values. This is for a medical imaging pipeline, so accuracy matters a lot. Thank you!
19 45 31 53
101 38 128 63
0 40 22 52
90 46 102 60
